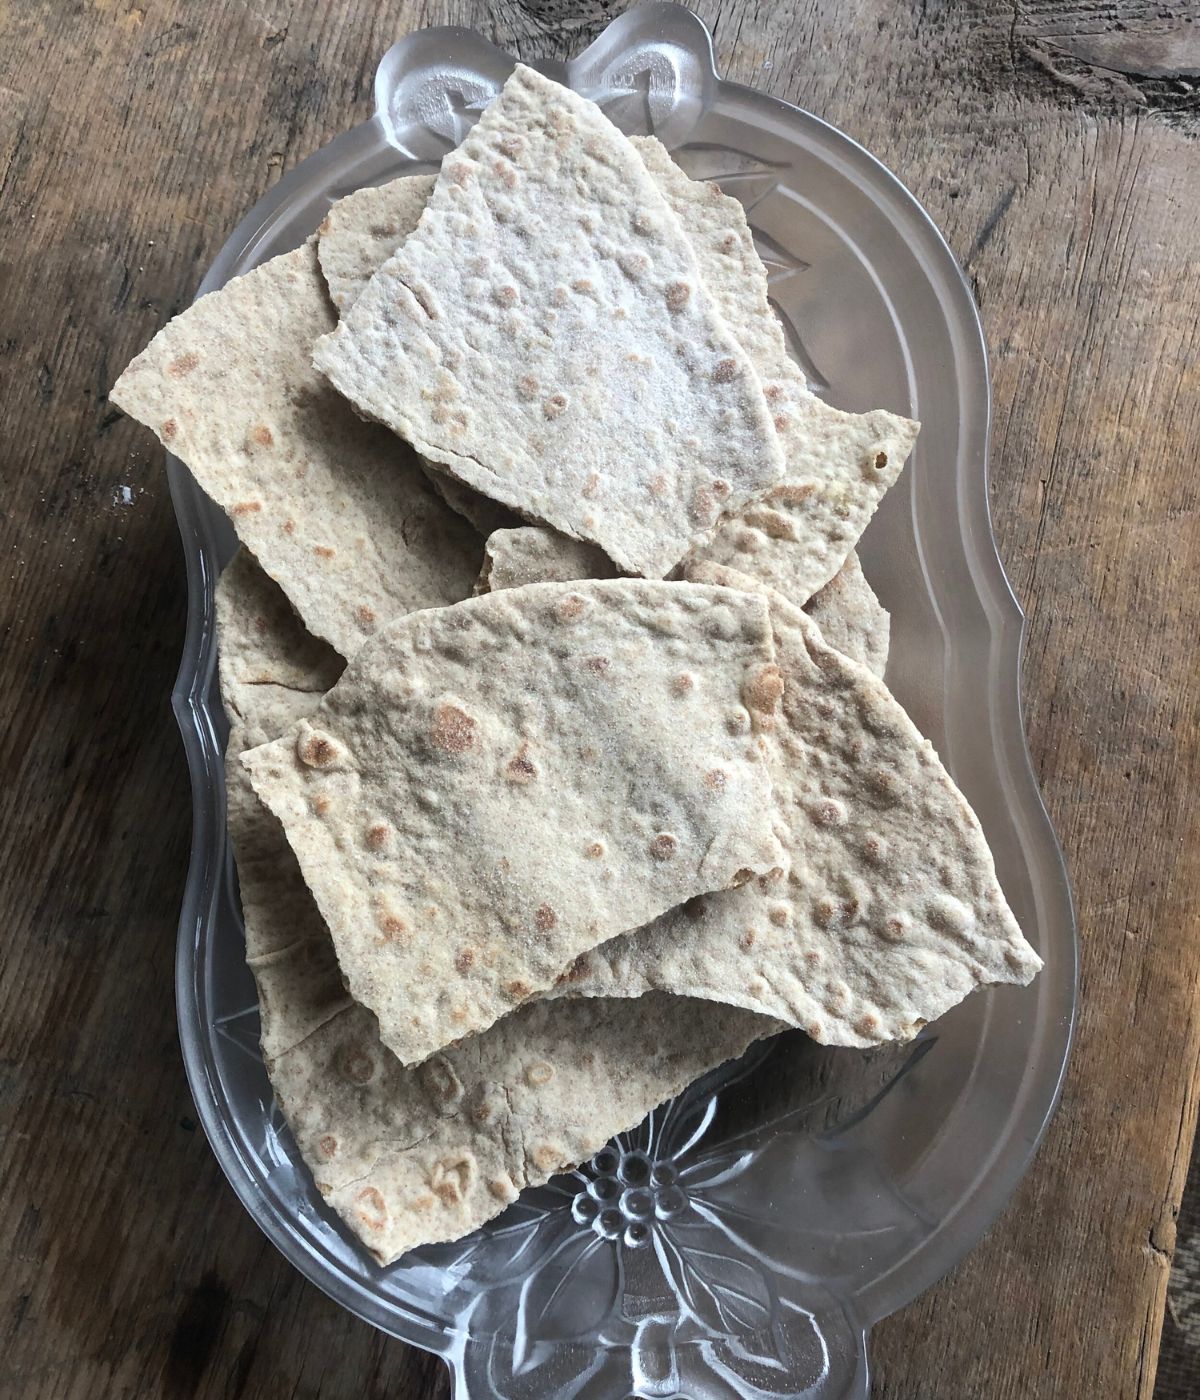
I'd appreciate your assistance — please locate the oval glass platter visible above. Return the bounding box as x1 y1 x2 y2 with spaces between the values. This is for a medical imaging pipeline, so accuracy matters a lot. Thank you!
167 6 1077 1397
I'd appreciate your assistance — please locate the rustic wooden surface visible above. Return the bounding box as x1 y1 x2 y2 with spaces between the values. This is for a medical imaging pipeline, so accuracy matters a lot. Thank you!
1 1 1197 1396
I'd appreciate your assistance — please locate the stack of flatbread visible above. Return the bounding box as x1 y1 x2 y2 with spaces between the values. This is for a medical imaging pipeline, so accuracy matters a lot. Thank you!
114 65 1040 1266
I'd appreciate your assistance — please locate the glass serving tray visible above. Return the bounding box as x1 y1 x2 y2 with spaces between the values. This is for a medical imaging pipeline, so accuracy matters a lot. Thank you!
167 7 1077 1396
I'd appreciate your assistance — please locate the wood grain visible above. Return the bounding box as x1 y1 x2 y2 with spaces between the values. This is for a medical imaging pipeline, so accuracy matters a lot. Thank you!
0 1 1196 1396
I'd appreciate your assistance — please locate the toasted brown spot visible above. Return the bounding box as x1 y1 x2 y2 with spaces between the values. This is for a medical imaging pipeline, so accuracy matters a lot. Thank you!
556 954 591 985
282 518 296 534
739 929 756 951
340 1044 375 1086
506 980 533 1000
712 478 731 500
808 1021 824 1041
773 482 816 507
764 383 785 403
874 451 888 470
555 593 586 622
447 161 471 187
298 732 339 768
585 841 605 859
494 284 518 306
313 544 335 559
704 768 727 792
582 655 610 675
312 794 331 817
543 393 568 419
526 1061 555 1087
535 904 557 933
168 352 199 377
493 159 518 189
858 1013 879 1035
774 414 791 433
721 232 738 252
505 742 537 783
532 1143 564 1172
498 134 523 159
231 500 262 517
317 1134 338 1160
813 898 838 929
455 947 476 974
745 508 795 541
251 423 274 447
572 278 593 294
355 603 376 630
769 905 790 927
375 900 408 942
355 1186 387 1230
418 1054 463 1111
744 663 784 718
488 1174 520 1203
814 799 846 827
665 281 690 311
431 702 476 755
649 473 669 497
713 358 738 384
582 472 600 499
160 418 177 442
517 373 539 398
672 672 695 697
650 833 678 861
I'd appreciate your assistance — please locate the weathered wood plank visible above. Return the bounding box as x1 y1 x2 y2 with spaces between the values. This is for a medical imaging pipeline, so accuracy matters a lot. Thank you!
0 2 1196 1397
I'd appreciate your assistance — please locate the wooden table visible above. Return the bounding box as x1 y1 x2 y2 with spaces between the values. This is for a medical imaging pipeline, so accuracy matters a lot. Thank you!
2 2 1197 1396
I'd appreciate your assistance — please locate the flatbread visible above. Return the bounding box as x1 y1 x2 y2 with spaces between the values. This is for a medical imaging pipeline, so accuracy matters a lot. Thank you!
552 563 1041 1047
803 552 889 678
478 528 887 677
218 552 771 1264
474 526 617 594
111 242 482 658
316 176 437 315
628 138 921 603
316 178 526 538
215 547 344 706
242 579 786 1065
313 65 785 579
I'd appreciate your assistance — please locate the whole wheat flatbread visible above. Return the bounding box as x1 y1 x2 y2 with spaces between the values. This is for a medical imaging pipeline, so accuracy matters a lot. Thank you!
474 525 618 594
242 579 785 1065
551 563 1040 1046
627 138 920 603
804 552 889 678
316 178 524 539
313 65 785 579
313 132 916 606
218 552 771 1263
111 242 481 658
317 176 437 315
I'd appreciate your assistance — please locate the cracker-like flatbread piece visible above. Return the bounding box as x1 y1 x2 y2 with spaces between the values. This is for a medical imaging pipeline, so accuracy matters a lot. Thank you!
803 552 889 678
628 138 920 603
111 242 481 657
553 564 1040 1046
219 552 771 1263
317 176 436 315
313 65 785 579
242 579 785 1065
475 526 617 594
